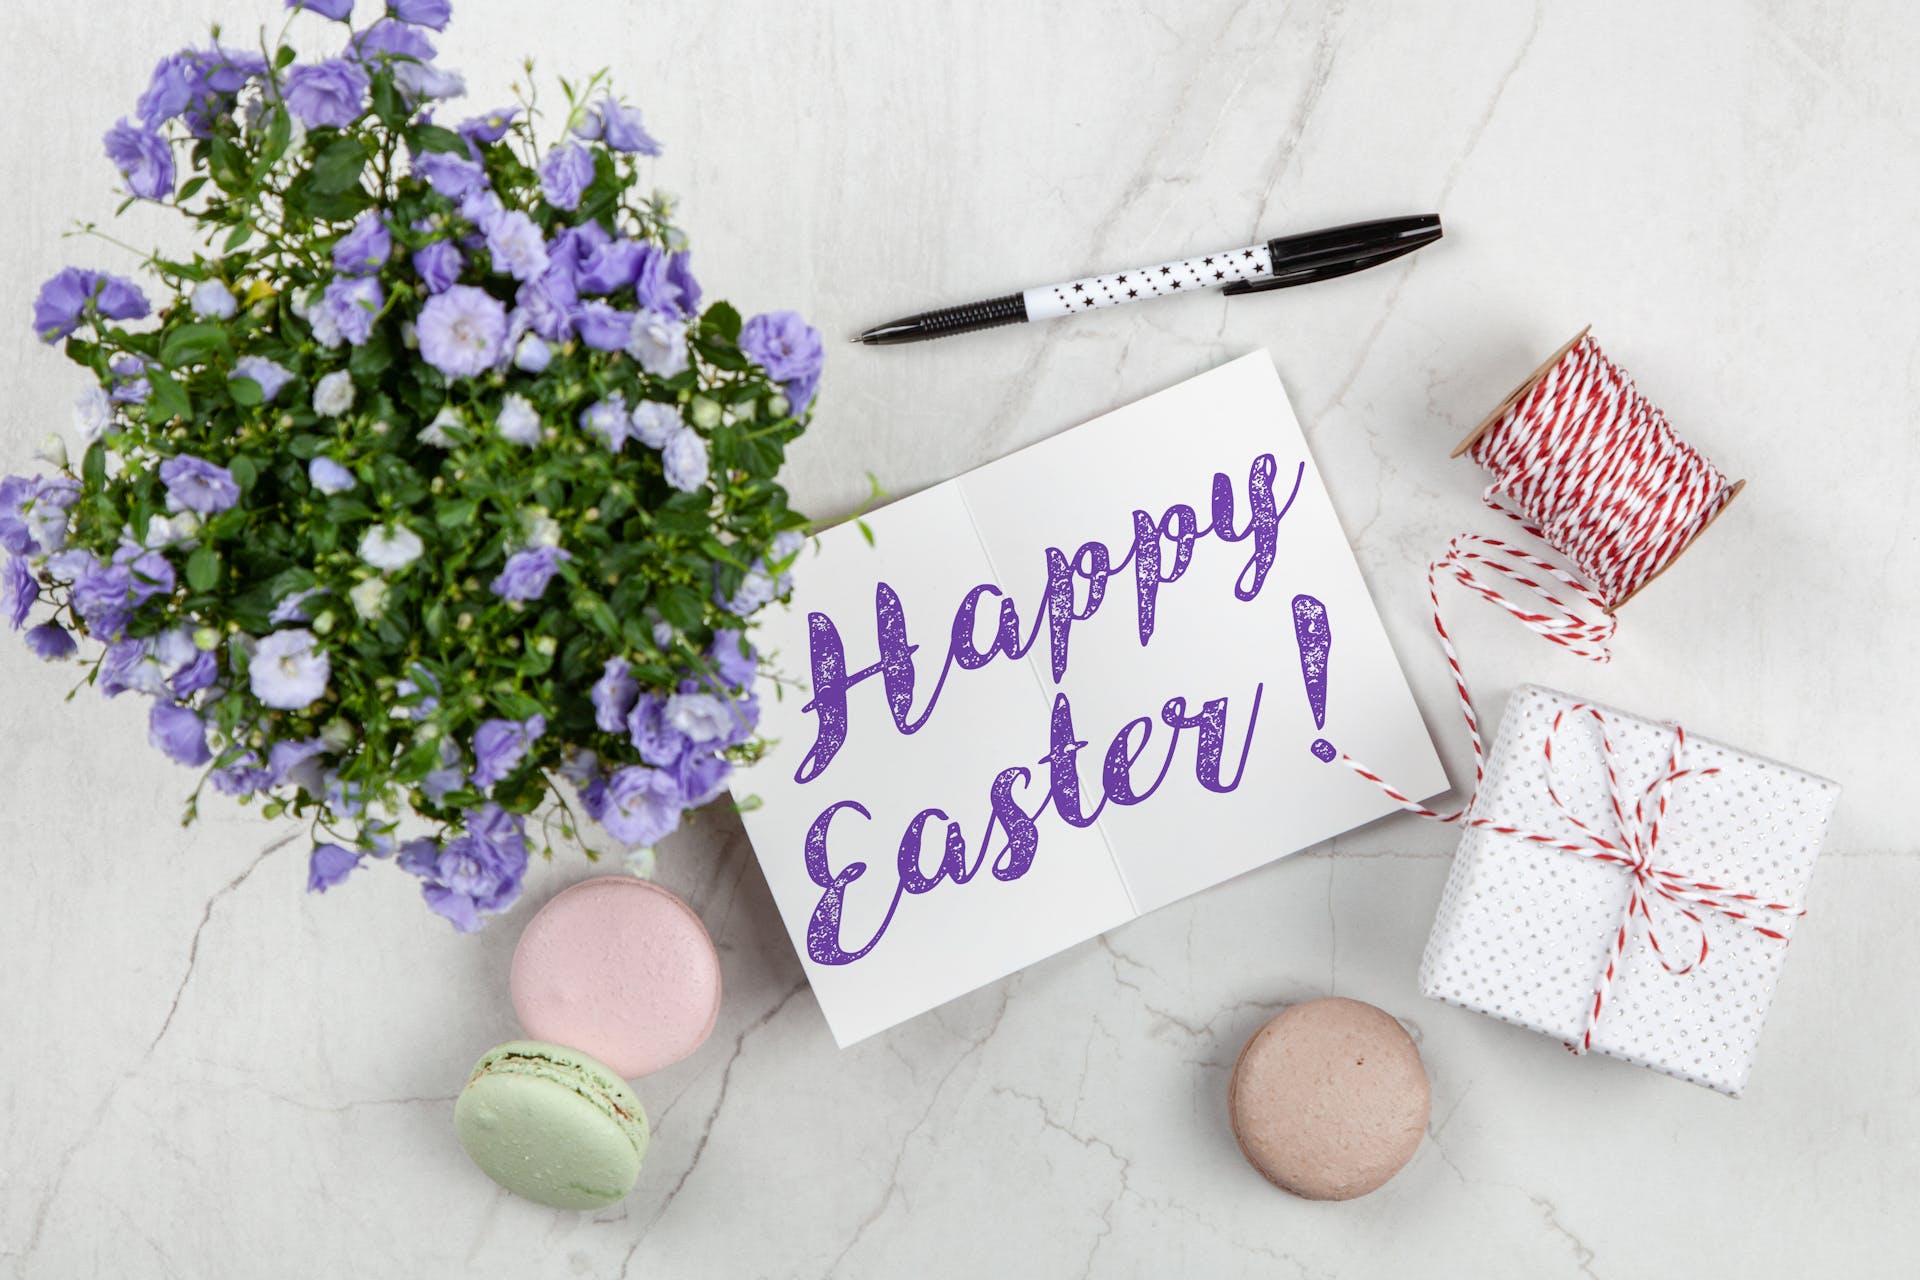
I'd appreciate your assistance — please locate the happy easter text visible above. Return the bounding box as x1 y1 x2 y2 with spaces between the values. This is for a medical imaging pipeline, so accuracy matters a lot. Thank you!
793 454 1305 965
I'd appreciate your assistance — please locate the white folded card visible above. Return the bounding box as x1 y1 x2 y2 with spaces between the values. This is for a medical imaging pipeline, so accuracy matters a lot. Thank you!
733 352 1446 1045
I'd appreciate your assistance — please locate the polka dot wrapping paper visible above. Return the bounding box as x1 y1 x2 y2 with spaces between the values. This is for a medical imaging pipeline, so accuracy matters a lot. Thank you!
1417 685 1841 1096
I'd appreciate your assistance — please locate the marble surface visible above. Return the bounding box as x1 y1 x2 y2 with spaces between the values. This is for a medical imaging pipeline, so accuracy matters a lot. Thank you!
4 1 1918 1275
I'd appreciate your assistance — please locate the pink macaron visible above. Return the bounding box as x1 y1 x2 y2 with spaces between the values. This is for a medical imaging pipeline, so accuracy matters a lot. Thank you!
510 876 722 1078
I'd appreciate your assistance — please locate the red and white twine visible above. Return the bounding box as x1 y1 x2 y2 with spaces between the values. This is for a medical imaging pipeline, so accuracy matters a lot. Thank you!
1341 333 1795 1052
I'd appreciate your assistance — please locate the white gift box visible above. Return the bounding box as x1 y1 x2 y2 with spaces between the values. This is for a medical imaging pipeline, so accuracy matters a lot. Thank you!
1418 684 1840 1095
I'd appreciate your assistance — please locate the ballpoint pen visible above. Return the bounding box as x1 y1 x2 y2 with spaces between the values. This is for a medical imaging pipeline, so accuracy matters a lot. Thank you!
851 214 1442 345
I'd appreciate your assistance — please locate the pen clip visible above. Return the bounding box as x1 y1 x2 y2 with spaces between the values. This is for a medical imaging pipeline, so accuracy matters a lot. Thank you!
1222 214 1442 297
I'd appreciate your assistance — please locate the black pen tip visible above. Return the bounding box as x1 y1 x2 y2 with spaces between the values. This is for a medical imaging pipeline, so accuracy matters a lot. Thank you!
848 333 868 344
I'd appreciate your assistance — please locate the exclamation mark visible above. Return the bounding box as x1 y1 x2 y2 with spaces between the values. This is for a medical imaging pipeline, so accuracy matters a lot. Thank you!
1292 594 1336 762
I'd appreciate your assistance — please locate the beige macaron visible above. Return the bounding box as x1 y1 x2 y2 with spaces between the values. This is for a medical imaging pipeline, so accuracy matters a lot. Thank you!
1228 997 1430 1200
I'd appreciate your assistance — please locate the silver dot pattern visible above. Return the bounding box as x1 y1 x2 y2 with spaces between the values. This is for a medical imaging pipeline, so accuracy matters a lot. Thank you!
1417 684 1841 1096
1022 243 1274 320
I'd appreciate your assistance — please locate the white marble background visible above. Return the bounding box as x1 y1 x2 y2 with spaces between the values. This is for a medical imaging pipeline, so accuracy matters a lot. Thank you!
4 1 1917 1275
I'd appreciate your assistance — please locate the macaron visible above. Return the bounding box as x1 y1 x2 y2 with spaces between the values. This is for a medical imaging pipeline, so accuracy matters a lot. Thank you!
1227 997 1430 1200
510 875 722 1078
454 1040 650 1211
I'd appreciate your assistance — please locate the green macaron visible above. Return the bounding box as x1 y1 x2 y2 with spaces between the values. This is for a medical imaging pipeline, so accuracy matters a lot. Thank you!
454 1040 651 1211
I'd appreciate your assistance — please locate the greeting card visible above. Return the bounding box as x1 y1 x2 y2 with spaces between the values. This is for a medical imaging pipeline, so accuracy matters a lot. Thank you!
732 353 1446 1045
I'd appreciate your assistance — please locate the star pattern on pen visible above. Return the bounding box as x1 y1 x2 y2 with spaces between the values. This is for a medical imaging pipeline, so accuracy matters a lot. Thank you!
1038 247 1270 314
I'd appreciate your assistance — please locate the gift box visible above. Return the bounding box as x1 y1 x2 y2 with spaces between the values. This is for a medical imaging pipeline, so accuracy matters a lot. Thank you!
1418 684 1840 1095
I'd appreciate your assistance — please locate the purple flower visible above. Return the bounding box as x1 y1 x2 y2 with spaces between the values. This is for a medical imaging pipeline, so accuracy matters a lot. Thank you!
251 628 330 709
458 107 519 143
741 311 825 413
583 100 662 155
70 546 174 641
307 843 362 892
539 143 594 212
595 766 684 846
32 269 148 342
139 47 266 137
24 622 76 661
673 749 732 807
284 59 370 129
3 555 35 629
629 401 679 449
159 455 241 514
626 692 687 767
210 755 272 796
546 221 609 278
268 737 331 791
490 546 570 602
591 657 638 733
333 212 392 277
665 691 732 744
148 703 211 767
629 244 680 315
192 279 237 318
414 150 487 198
1 475 78 555
109 355 152 405
400 805 529 931
412 239 463 293
577 239 641 295
661 425 710 493
351 18 436 63
137 53 197 128
308 457 357 494
416 284 508 378
231 355 294 403
514 269 578 341
96 276 150 321
574 301 632 351
627 310 689 378
483 210 549 282
320 276 385 346
710 629 758 690
287 0 354 19
578 396 629 451
666 250 702 318
391 0 452 28
103 120 174 200
470 714 545 789
171 648 218 698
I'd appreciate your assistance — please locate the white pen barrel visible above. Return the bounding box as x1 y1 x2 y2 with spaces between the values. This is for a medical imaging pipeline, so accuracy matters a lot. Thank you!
1021 242 1275 319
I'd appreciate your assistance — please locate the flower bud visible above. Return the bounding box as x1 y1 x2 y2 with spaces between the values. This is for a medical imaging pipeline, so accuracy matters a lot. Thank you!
768 393 791 418
33 433 68 467
320 717 357 752
192 627 221 650
532 635 556 657
313 610 337 635
689 396 722 429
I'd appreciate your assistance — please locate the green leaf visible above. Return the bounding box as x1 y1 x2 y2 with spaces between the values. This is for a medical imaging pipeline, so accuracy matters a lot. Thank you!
82 441 106 489
275 45 297 69
371 72 405 127
410 124 467 155
222 221 254 252
160 323 231 368
435 498 478 529
309 137 370 195
146 370 191 423
209 135 246 193
259 105 292 171
185 545 222 592
227 376 263 406
573 592 621 641
703 301 742 343
229 455 259 493
657 584 703 632
348 328 394 379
